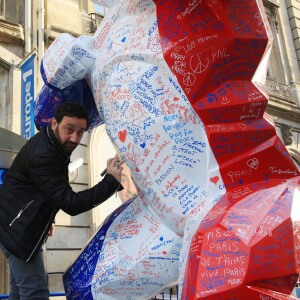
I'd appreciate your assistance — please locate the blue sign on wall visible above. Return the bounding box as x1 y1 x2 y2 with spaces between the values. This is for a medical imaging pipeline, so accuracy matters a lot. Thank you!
20 54 35 139
0 169 7 185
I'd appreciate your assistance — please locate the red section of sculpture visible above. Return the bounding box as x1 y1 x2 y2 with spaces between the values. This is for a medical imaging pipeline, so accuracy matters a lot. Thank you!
155 0 300 298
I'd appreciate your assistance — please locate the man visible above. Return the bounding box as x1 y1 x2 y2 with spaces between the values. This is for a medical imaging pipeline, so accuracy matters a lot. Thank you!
0 101 123 300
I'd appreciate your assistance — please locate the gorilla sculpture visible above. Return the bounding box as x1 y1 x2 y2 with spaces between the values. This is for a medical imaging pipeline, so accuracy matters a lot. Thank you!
35 0 300 299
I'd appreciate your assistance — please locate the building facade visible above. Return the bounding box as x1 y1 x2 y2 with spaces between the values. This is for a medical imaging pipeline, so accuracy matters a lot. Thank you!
264 0 300 167
0 0 299 295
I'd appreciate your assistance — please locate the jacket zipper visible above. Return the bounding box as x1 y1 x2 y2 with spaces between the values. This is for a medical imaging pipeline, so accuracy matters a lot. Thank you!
9 200 35 226
26 209 57 262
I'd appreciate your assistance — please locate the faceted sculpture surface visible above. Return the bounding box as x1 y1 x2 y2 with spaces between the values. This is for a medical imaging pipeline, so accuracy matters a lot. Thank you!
35 1 300 299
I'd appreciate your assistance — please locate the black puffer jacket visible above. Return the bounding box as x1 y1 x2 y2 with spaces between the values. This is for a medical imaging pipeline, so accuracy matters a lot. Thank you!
0 126 122 262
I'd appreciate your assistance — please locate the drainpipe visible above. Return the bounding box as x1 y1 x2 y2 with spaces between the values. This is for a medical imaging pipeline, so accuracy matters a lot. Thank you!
25 0 31 55
38 0 45 91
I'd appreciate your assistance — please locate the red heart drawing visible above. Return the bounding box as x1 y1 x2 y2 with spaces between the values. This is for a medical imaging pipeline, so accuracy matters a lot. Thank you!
135 167 140 172
173 96 179 101
118 130 127 142
162 251 167 255
210 176 219 185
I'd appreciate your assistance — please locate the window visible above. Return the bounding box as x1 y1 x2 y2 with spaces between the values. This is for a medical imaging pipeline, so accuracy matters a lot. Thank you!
265 7 286 83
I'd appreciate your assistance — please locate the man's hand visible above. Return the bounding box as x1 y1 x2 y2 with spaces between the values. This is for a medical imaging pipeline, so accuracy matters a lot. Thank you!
106 155 123 183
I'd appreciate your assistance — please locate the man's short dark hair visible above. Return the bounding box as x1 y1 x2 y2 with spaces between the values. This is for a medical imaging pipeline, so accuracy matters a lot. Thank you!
54 101 89 125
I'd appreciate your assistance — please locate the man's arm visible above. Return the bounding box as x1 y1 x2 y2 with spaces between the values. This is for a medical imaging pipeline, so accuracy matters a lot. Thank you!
29 152 123 216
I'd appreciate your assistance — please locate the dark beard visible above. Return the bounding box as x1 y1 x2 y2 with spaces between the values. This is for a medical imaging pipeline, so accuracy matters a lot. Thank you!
62 141 78 154
53 127 78 155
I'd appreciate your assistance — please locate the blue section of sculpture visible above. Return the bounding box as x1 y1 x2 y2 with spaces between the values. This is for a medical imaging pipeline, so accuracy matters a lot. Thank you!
63 199 134 299
34 77 103 132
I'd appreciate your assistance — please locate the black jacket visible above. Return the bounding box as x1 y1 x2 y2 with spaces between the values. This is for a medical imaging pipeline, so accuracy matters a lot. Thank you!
0 126 122 262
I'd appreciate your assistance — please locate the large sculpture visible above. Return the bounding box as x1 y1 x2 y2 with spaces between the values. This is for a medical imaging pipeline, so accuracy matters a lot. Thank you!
35 0 300 299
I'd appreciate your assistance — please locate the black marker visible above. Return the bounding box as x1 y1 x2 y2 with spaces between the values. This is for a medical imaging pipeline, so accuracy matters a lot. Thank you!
100 168 107 177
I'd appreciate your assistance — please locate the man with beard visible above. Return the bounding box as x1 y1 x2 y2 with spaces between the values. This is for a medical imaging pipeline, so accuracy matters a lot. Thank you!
0 101 123 300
